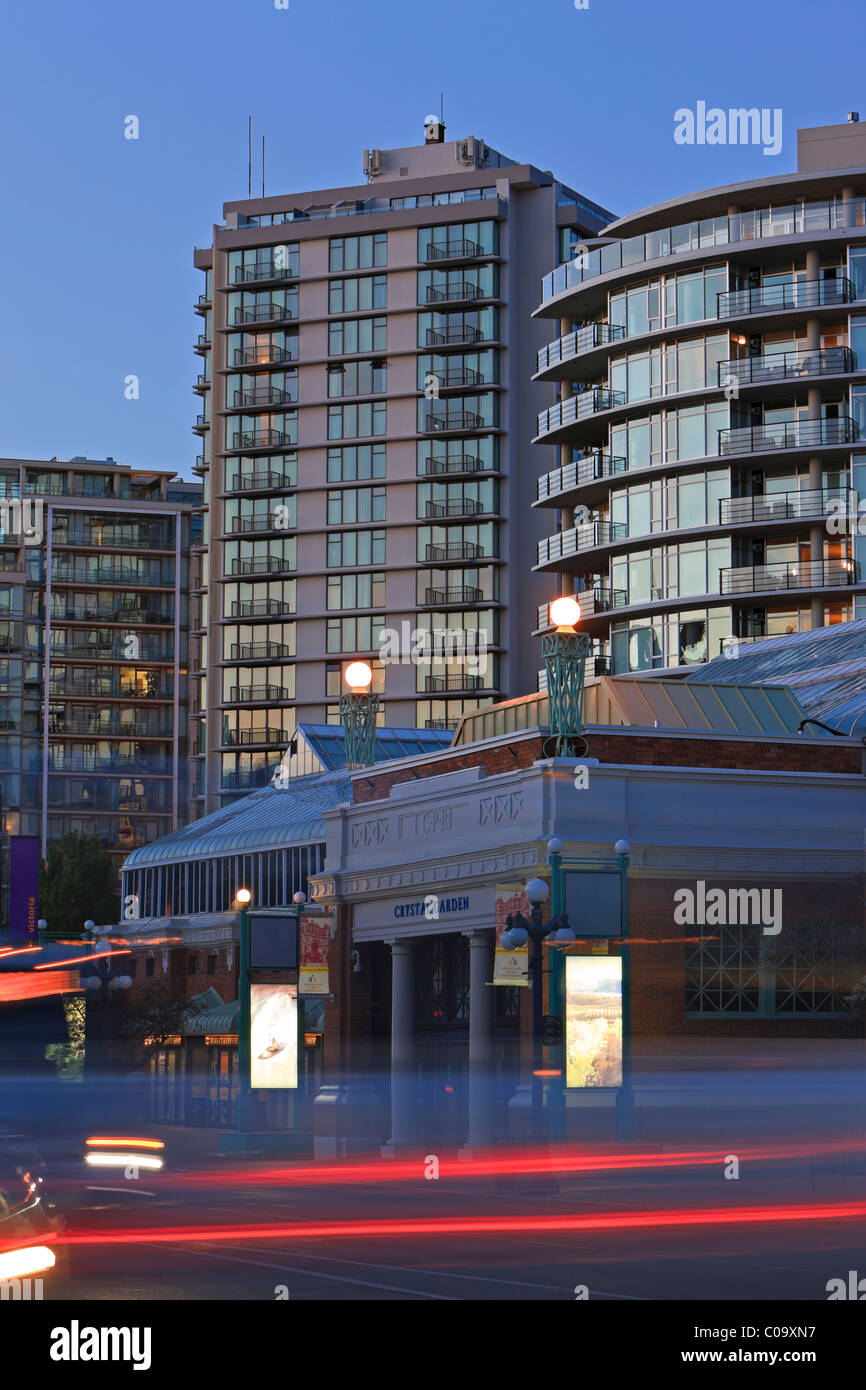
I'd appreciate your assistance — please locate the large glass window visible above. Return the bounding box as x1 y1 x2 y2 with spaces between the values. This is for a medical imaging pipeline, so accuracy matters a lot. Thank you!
329 233 387 271
329 317 386 356
329 276 387 314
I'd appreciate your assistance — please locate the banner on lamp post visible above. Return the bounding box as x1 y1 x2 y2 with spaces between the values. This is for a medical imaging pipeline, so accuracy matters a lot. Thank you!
9 837 40 942
493 884 529 986
298 914 331 994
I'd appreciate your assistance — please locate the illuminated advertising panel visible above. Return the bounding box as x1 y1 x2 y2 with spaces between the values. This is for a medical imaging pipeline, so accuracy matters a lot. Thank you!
565 956 622 1088
250 983 298 1090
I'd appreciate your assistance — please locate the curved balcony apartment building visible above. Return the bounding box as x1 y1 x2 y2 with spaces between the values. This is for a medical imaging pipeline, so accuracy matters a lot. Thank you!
532 120 866 675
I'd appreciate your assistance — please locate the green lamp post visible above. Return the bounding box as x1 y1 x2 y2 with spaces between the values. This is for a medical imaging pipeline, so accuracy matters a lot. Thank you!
339 660 379 769
542 596 590 759
236 887 253 1133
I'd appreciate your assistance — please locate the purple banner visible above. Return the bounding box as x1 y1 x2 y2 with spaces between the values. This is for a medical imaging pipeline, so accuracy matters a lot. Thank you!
9 837 40 941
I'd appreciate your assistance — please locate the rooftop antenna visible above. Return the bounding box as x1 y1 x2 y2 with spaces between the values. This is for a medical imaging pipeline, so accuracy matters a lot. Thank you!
440 92 445 126
248 116 252 198
262 135 266 197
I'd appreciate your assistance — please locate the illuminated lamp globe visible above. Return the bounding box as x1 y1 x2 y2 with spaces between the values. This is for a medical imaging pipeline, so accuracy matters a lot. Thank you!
549 596 581 631
505 925 528 948
236 888 252 907
345 660 373 691
293 891 306 905
525 878 550 905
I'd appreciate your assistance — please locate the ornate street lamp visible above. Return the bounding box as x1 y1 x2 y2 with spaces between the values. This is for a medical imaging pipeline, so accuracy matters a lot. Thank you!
542 596 590 758
340 660 379 769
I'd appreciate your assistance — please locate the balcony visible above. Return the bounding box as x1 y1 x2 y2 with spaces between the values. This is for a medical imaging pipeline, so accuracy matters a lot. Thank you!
424 410 484 433
537 322 626 373
234 345 291 366
231 556 293 575
537 388 627 438
231 598 293 618
222 728 288 746
231 386 292 409
719 488 852 526
47 752 172 774
720 558 859 595
228 683 291 702
425 542 483 562
230 514 287 534
425 499 483 518
234 303 295 325
423 239 482 262
231 428 291 449
425 282 484 304
228 470 294 492
424 718 460 730
229 642 292 660
717 345 854 389
717 277 856 319
51 568 172 587
536 450 628 503
424 674 484 692
536 587 626 630
234 262 295 284
194 334 210 354
47 715 172 735
221 768 275 790
719 416 858 455
536 521 628 566
419 453 483 476
425 367 486 389
423 585 483 605
425 325 486 347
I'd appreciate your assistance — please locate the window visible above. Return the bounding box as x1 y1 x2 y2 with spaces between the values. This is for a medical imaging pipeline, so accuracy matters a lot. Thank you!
207 955 217 975
329 317 386 356
327 487 386 524
418 220 498 259
327 529 386 567
327 402 386 439
329 233 387 271
327 444 386 482
326 615 386 652
327 359 387 397
228 244 299 281
326 572 386 610
145 958 154 978
188 955 199 975
686 915 858 1016
326 660 385 697
329 275 387 314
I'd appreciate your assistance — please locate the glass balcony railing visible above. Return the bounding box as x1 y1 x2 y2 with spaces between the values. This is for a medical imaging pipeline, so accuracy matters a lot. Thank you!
541 198 866 303
717 277 855 318
537 388 627 437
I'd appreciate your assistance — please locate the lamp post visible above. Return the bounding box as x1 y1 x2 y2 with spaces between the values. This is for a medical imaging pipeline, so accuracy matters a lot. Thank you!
339 661 379 769
236 888 252 1133
82 952 132 1070
291 890 308 1130
542 596 590 759
614 839 633 1141
502 878 573 1141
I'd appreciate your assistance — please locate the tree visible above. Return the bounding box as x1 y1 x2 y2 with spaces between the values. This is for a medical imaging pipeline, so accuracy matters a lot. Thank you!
39 832 120 935
120 981 203 1062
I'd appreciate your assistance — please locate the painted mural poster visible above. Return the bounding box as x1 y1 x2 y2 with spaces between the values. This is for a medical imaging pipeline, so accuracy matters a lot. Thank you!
565 956 623 1088
250 983 298 1089
299 914 331 995
493 884 529 986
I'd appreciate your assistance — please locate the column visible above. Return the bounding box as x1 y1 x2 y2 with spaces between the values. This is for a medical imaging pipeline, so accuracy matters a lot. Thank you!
383 939 416 1153
461 930 495 1154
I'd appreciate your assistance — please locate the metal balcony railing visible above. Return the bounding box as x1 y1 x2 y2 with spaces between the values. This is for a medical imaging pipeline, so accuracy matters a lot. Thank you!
425 325 485 347
425 498 484 518
720 559 859 595
425 367 485 389
228 470 294 492
717 277 856 318
536 586 626 629
424 674 484 692
423 585 483 605
717 345 854 389
423 239 482 262
419 453 482 476
425 542 483 562
234 262 295 283
536 450 628 502
231 598 293 617
718 416 858 455
536 521 628 565
425 282 484 304
228 684 290 702
424 718 460 730
231 429 291 449
229 642 292 660
424 410 484 432
222 728 287 746
719 488 853 526
230 514 288 533
51 568 171 587
234 303 295 325
537 388 627 437
536 322 627 373
232 386 292 408
234 346 291 366
230 556 293 575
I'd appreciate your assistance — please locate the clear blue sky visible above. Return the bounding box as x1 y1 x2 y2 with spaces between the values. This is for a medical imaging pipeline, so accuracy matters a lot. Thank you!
0 0 860 475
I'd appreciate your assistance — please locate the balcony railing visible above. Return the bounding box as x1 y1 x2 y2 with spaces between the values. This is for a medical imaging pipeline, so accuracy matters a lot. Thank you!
47 715 173 734
426 367 485 389
47 680 173 700
234 345 291 366
52 568 171 587
423 585 483 605
424 410 484 432
222 728 288 745
231 556 293 575
232 386 292 408
718 416 858 455
228 470 294 492
425 499 484 518
537 322 626 372
423 239 482 262
234 262 295 283
541 199 866 303
51 606 172 624
228 683 291 702
718 277 856 319
419 453 483 476
717 345 854 388
425 325 486 347
720 559 859 595
234 303 295 324
424 674 485 692
229 642 292 660
46 752 173 774
537 388 627 437
231 598 293 618
719 488 853 526
425 542 484 562
536 450 628 502
424 718 460 730
536 521 628 566
425 282 484 304
536 586 626 630
230 514 287 533
221 768 276 790
231 429 291 449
